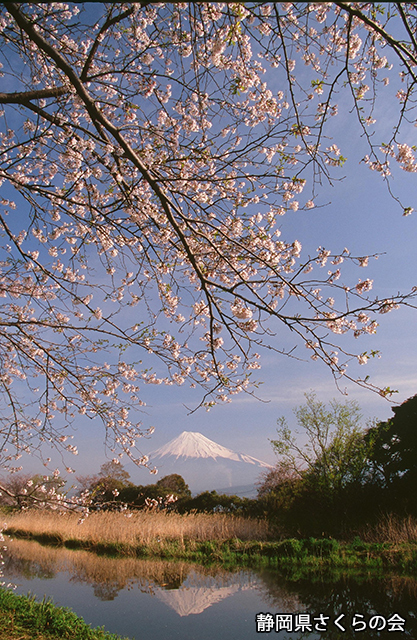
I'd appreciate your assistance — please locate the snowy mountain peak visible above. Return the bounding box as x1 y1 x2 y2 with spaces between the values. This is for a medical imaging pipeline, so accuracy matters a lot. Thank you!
150 431 270 468
151 431 239 461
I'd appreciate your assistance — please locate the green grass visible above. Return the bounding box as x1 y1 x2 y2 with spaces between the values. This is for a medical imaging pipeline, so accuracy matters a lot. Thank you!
6 526 417 573
0 587 130 640
0 537 416 640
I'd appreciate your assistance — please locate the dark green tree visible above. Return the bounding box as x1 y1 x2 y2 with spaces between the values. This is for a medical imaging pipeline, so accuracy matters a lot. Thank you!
155 474 191 497
176 490 253 515
78 461 133 505
116 474 191 509
365 394 417 514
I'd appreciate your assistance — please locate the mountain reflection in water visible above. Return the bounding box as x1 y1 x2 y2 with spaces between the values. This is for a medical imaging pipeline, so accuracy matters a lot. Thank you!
3 537 280 613
2 537 417 639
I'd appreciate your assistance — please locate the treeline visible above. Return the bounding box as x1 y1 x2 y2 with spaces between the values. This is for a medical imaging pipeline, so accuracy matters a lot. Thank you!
256 392 417 537
1 393 416 540
78 466 261 517
78 392 417 538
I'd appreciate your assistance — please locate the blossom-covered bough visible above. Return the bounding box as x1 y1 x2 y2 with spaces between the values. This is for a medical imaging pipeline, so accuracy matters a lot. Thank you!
0 2 416 504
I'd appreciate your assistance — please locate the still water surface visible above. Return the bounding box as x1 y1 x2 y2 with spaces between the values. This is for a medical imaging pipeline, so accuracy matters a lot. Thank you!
2 537 416 639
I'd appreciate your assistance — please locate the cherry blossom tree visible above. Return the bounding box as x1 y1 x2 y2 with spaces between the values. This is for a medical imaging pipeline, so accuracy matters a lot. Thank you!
0 2 416 486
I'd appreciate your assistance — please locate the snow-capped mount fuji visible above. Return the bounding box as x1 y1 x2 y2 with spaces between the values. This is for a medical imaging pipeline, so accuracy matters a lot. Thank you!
151 431 270 465
148 431 272 495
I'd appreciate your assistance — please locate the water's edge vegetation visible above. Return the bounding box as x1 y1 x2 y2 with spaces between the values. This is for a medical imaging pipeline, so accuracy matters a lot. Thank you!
5 524 417 573
2 511 417 640
0 586 129 640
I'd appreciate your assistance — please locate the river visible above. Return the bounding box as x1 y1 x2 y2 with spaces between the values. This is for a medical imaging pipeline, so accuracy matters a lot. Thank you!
1 536 416 639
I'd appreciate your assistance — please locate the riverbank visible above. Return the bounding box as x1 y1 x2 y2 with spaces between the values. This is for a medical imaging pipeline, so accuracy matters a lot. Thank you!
3 510 417 573
0 586 129 640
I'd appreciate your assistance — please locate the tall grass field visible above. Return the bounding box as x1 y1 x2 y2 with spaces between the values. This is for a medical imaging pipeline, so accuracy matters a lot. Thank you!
4 509 269 548
3 511 417 571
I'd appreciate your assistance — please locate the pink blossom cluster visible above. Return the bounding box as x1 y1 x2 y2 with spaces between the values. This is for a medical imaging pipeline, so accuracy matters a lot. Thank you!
0 2 414 475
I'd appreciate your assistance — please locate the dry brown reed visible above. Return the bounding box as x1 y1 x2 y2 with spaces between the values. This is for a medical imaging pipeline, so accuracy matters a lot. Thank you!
4 509 268 547
361 515 417 544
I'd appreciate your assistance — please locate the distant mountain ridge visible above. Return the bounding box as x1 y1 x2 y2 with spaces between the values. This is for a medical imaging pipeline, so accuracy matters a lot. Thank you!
148 431 272 495
151 431 270 466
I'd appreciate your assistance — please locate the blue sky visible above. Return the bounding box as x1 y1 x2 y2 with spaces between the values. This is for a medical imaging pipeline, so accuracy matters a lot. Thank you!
134 88 417 477
2 4 417 486
70 121 417 484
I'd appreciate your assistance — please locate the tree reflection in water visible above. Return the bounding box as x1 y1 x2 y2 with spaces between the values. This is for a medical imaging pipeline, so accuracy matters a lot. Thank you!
258 566 416 639
2 537 416 637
